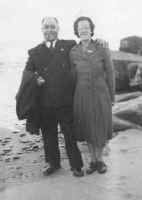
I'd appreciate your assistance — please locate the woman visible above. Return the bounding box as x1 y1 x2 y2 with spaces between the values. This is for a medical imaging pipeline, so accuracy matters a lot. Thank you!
70 16 115 174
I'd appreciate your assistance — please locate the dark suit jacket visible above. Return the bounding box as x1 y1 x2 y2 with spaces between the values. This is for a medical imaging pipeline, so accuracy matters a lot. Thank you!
16 39 76 134
25 39 76 107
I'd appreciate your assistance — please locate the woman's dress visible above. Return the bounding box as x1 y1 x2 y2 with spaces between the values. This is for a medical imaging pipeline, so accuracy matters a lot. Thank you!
70 41 115 147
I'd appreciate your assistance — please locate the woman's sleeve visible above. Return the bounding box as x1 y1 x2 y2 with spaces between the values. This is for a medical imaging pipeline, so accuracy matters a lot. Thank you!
103 48 115 103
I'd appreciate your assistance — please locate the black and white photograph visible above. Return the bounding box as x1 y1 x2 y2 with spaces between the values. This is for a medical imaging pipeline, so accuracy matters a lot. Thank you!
0 0 142 199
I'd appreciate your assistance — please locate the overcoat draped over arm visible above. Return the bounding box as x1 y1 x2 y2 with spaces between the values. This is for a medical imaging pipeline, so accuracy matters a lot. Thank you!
16 50 41 135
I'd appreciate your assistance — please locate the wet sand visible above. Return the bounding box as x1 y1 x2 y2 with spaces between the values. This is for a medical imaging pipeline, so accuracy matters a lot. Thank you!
0 129 142 200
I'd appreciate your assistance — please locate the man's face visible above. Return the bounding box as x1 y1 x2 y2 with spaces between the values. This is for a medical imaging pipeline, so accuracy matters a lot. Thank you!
78 20 92 41
42 18 59 41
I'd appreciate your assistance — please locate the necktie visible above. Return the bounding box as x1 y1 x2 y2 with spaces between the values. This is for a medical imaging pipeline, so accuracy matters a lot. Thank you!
50 41 53 49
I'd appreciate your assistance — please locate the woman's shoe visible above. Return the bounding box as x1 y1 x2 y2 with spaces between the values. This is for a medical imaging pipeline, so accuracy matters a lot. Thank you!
43 164 61 176
86 162 97 175
96 161 107 174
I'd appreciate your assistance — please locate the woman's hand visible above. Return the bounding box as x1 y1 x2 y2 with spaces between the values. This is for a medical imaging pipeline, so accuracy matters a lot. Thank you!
112 102 115 106
37 76 45 86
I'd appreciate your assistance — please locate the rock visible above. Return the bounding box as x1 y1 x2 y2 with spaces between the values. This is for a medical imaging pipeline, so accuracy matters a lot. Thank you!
3 148 12 154
112 49 142 92
35 139 41 143
31 145 39 152
0 152 7 156
19 133 26 137
2 139 10 144
12 130 20 134
22 146 30 152
19 139 30 144
13 156 20 160
116 91 142 102
127 62 142 90
5 158 11 162
113 60 130 91
17 152 23 155
119 36 142 55
1 143 6 146
112 116 138 132
113 96 142 127
22 144 39 152
29 142 37 146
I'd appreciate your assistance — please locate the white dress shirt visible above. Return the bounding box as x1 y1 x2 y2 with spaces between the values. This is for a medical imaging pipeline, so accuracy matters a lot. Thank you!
45 40 57 48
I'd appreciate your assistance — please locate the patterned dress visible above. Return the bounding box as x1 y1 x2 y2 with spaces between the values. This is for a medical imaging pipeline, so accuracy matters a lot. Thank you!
70 40 115 147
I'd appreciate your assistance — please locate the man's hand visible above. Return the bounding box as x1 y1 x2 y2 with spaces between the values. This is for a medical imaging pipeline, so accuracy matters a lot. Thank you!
112 102 115 106
37 76 45 86
95 39 109 48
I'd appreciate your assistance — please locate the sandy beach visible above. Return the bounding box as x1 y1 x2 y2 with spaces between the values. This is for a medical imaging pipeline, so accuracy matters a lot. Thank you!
0 46 142 199
0 128 142 200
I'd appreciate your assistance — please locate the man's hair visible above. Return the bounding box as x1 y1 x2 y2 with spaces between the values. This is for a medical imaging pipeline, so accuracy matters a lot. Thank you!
41 17 59 26
73 16 95 37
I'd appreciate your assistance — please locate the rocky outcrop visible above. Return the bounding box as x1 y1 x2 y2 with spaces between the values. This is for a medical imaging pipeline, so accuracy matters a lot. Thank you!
116 91 142 102
113 95 142 128
112 116 140 132
111 50 142 92
119 36 142 55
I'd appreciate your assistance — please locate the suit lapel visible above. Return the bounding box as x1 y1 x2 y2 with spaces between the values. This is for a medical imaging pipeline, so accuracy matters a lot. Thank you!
36 40 66 72
38 42 52 66
51 40 67 64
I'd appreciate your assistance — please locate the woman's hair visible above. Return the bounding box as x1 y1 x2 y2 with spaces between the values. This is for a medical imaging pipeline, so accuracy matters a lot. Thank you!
73 16 95 37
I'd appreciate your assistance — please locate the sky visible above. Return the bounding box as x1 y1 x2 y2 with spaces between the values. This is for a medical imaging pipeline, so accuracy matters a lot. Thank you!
0 0 142 50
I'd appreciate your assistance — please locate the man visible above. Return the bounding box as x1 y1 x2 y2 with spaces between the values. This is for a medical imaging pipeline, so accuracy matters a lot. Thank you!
24 17 84 177
19 17 107 177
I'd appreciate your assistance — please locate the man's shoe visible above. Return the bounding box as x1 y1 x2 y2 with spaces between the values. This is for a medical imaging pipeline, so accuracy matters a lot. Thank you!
72 168 84 177
86 162 97 175
96 161 107 174
43 165 61 176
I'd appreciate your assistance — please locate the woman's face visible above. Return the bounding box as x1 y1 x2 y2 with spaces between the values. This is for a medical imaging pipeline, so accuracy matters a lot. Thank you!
77 20 92 41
